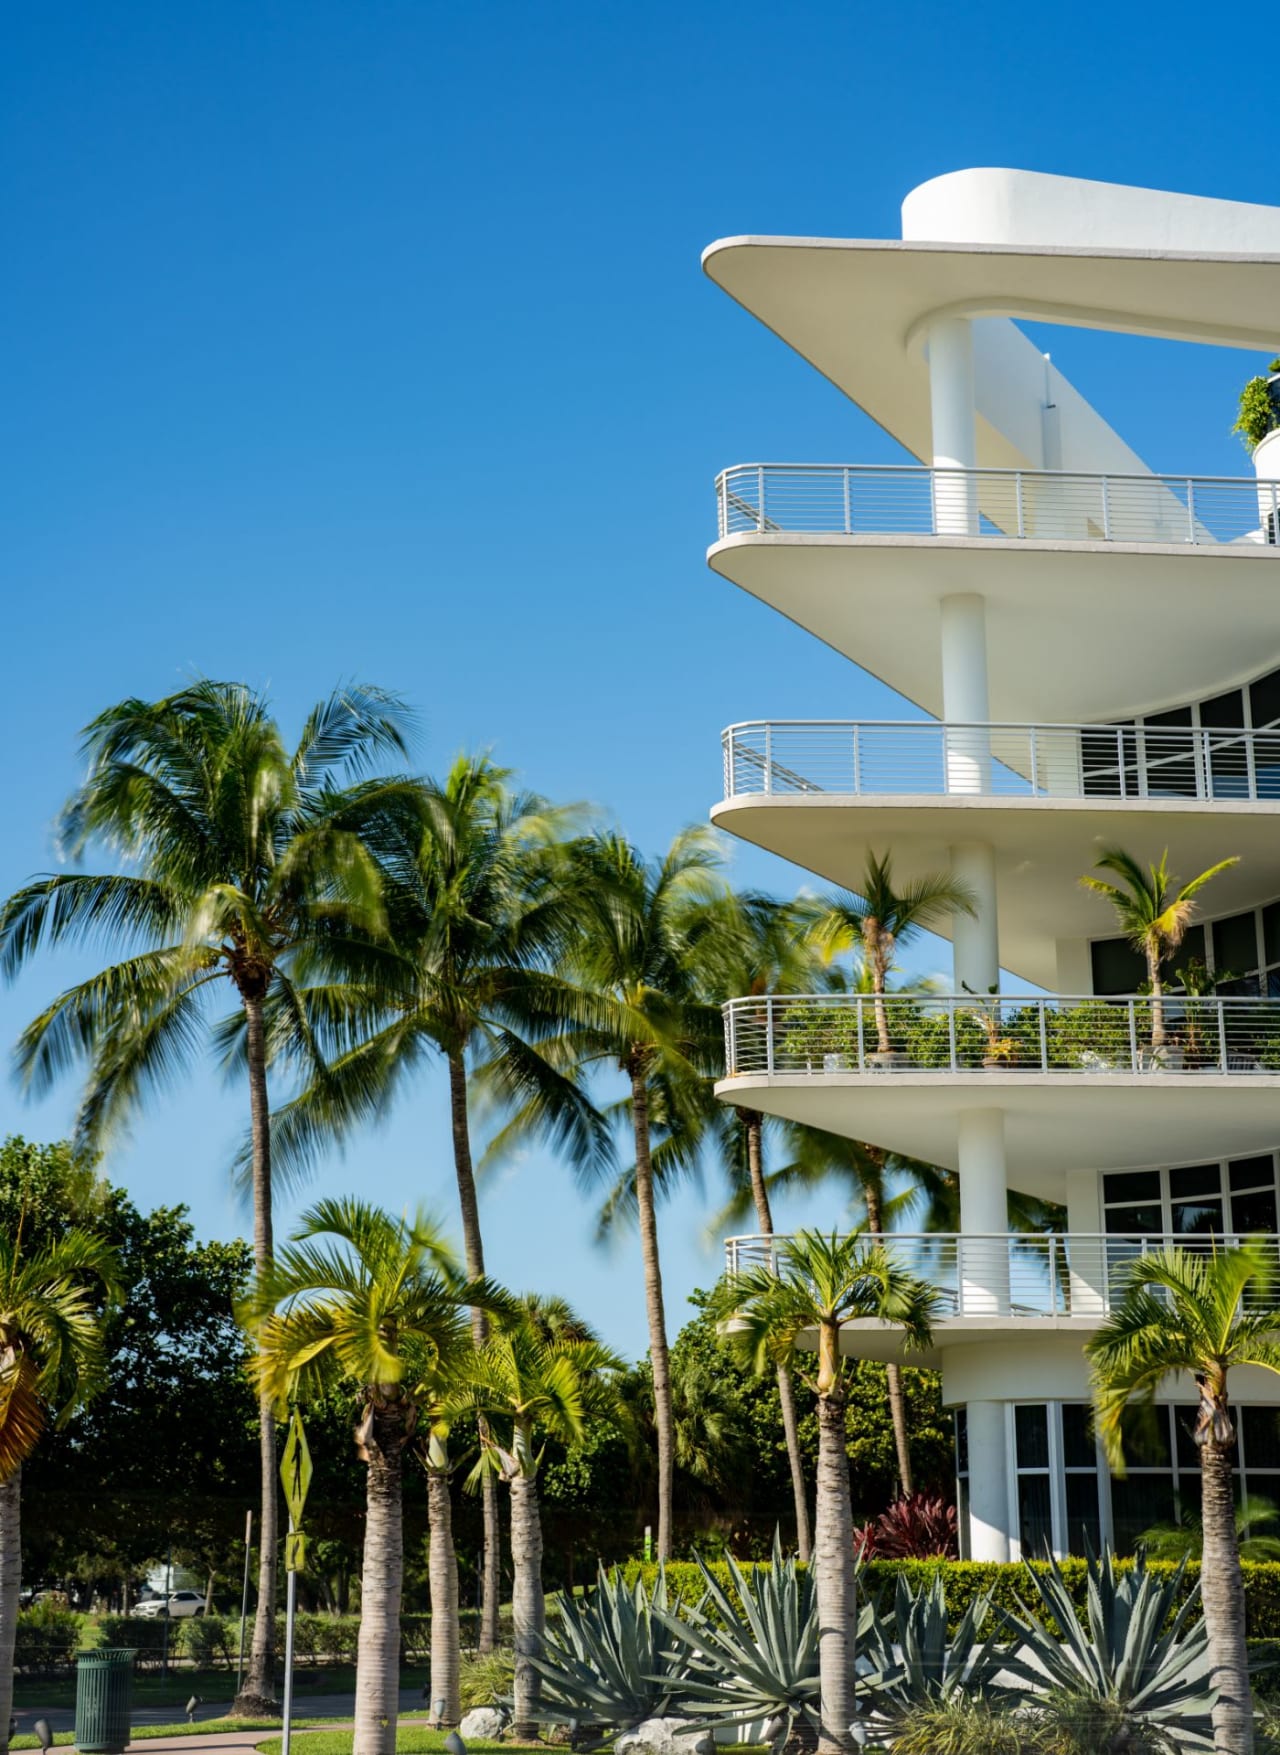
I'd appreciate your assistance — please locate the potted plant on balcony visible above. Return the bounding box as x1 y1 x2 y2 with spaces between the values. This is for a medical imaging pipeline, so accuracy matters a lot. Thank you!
961 983 1022 1071
1232 359 1280 452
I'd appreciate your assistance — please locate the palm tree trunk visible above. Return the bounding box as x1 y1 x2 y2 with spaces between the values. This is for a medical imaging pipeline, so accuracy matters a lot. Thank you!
631 1068 674 1562
1148 947 1166 1052
743 1110 811 1561
236 990 278 1713
0 1466 21 1755
447 1048 501 1656
813 1369 855 1755
871 966 890 1057
862 1183 912 1498
353 1434 404 1755
426 1468 460 1726
509 1454 544 1740
1201 1433 1253 1755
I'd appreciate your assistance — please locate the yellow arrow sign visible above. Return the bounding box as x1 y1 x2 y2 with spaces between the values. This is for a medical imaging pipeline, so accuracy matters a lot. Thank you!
280 1408 313 1529
284 1530 308 1573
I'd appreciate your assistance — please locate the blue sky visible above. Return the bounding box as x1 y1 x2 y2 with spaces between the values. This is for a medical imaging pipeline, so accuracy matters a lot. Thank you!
1 0 1271 1357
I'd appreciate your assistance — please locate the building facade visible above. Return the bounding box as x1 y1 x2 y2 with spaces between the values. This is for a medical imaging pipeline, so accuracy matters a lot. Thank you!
707 168 1280 1562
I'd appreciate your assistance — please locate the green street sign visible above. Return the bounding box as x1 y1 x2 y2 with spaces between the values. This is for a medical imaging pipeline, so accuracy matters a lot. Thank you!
280 1408 313 1529
284 1530 308 1573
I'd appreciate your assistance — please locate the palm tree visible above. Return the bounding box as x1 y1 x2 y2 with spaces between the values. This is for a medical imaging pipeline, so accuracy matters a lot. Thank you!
0 682 414 1709
798 851 975 1054
259 753 607 1648
249 1198 483 1755
1080 846 1239 1049
1086 1241 1280 1755
528 826 738 1561
714 1232 939 1755
0 1223 118 1753
462 1294 620 1737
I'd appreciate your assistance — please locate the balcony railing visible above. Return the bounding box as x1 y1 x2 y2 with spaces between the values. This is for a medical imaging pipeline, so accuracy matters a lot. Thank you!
721 719 1280 803
715 463 1280 548
723 1231 1280 1320
722 993 1280 1079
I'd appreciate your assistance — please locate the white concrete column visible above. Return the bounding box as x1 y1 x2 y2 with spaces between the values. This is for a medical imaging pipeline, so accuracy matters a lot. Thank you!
950 841 999 994
928 317 978 535
965 1401 1012 1562
1065 1168 1107 1319
1255 426 1280 540
940 592 991 796
957 1107 1008 1315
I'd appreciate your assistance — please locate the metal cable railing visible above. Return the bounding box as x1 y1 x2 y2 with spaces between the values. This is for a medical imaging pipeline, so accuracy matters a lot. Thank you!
721 719 1280 803
715 464 1280 548
722 1231 1280 1318
722 993 1280 1079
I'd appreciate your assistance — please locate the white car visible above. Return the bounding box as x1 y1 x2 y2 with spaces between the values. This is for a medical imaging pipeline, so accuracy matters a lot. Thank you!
134 1591 206 1619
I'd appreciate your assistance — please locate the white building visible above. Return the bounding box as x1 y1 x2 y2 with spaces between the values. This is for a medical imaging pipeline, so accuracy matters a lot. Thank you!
707 168 1280 1563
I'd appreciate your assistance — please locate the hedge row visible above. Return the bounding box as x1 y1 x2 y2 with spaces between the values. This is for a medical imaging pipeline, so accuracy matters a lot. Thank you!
616 1556 1280 1640
89 1610 509 1670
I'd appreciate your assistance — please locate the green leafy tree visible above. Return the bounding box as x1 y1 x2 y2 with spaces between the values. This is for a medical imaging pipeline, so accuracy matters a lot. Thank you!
250 1198 482 1755
713 1233 938 1755
1080 847 1239 1049
0 681 414 1708
1086 1242 1280 1755
0 1221 118 1753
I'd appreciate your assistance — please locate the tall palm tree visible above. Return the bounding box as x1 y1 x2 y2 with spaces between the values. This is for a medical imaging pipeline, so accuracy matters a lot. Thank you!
1086 1242 1280 1755
518 827 738 1561
0 1223 118 1754
258 753 608 1648
1080 846 1239 1049
714 1232 938 1755
797 851 975 1054
0 681 413 1709
462 1294 620 1737
249 1198 484 1755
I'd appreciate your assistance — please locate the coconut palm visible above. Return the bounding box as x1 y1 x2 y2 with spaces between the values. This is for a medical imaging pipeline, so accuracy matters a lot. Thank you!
249 1198 485 1755
462 1294 621 1737
0 1223 118 1753
1086 1241 1280 1755
797 852 975 1054
1080 847 1239 1050
713 1231 939 1755
257 753 608 1649
0 681 414 1708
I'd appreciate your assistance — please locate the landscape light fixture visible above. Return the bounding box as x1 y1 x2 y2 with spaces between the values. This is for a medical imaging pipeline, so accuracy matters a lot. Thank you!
33 1720 53 1752
185 1697 201 1725
445 1732 467 1755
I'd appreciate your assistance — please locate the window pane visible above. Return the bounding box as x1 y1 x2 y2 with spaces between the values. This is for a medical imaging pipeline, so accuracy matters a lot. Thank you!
1203 689 1246 728
1016 1404 1050 1470
1105 1204 1163 1236
1065 1473 1101 1557
1062 1404 1096 1469
1175 1409 1203 1471
1229 1155 1275 1193
1251 668 1280 730
1092 937 1147 996
1232 1188 1278 1236
1121 1404 1171 1467
1104 1170 1163 1204
1244 1408 1280 1472
1171 1198 1224 1237
1169 927 1207 983
1169 1164 1220 1200
1019 1474 1053 1558
1110 1475 1175 1557
1264 904 1280 968
1214 912 1260 979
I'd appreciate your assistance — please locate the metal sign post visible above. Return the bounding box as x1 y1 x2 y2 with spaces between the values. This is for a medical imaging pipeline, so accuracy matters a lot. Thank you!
279 1411 312 1755
236 1511 253 1699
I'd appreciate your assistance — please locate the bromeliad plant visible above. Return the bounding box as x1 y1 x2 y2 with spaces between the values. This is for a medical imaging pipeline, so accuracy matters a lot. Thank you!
658 1537 820 1755
530 1566 692 1736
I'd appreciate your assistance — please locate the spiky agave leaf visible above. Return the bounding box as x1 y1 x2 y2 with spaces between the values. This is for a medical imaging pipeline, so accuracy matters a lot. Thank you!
529 1567 693 1731
859 1571 1011 1711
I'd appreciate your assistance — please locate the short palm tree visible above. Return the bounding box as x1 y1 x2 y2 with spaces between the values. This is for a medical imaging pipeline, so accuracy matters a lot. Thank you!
714 1231 939 1755
0 1223 118 1750
249 1198 484 1755
1080 846 1239 1049
462 1295 621 1736
0 681 413 1708
260 753 607 1648
797 852 975 1054
1086 1241 1280 1755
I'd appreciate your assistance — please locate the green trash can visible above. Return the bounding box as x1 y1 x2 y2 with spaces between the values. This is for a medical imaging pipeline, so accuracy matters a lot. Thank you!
75 1649 134 1754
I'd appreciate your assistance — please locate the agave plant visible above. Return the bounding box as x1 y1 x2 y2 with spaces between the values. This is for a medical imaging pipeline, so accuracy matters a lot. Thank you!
657 1536 819 1754
530 1566 692 1734
1001 1549 1214 1752
860 1571 1010 1713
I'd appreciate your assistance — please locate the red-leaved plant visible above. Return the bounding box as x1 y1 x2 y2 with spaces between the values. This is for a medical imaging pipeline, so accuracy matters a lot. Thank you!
853 1492 958 1560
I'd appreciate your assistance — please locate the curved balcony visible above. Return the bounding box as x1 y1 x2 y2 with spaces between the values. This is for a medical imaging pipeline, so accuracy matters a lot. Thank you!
717 993 1280 1182
716 464 1279 547
722 1230 1280 1361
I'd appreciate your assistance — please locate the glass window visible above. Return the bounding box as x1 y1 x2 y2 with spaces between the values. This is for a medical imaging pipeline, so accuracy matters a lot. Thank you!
1111 1476 1175 1556
1229 1155 1275 1193
1092 937 1147 996
1244 1408 1280 1472
1104 1171 1163 1204
1169 927 1207 982
1232 1188 1278 1236
1062 1404 1096 1469
1251 668 1280 729
1018 1474 1053 1558
1016 1404 1050 1469
1105 1204 1162 1236
1203 689 1246 728
1142 709 1198 798
1081 725 1133 798
1065 1473 1101 1555
1121 1404 1171 1467
1214 913 1260 979
1175 1409 1204 1471
1264 903 1280 968
1170 1164 1220 1200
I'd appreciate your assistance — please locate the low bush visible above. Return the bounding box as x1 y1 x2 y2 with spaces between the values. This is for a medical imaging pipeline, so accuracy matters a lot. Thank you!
13 1604 80 1675
96 1616 171 1667
460 1649 515 1710
181 1613 234 1669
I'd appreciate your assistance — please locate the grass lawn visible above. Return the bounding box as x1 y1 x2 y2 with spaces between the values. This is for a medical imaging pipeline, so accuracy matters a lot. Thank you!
12 1721 335 1749
12 1665 427 1711
256 1738 531 1755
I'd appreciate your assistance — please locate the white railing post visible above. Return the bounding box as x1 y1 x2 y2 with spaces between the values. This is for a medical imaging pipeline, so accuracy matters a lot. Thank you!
948 1002 957 1072
856 995 866 1072
1028 722 1039 795
1038 1001 1049 1071
1128 1001 1139 1071
852 722 862 793
764 721 773 795
757 465 766 533
843 467 852 535
1048 1236 1059 1314
1015 471 1025 538
1117 723 1127 798
1101 475 1112 541
717 473 726 539
929 468 938 534
1187 479 1197 544
765 997 775 1076
1217 998 1228 1073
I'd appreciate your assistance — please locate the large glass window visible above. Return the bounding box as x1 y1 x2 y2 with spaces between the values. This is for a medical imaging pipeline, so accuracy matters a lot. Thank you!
1102 1157 1280 1247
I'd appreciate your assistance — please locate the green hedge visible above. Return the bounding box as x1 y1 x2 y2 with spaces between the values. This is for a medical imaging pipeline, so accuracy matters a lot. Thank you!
13 1605 80 1675
616 1556 1280 1639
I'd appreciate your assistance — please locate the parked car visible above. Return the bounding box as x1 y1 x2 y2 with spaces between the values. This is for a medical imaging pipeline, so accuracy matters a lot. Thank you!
134 1590 206 1619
